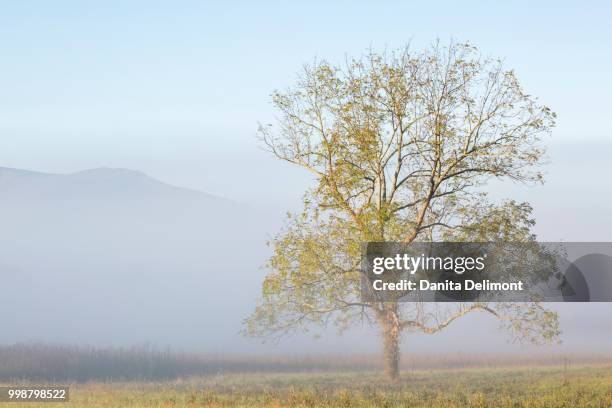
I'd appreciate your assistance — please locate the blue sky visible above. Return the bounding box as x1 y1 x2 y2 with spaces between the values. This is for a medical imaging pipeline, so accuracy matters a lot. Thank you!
1 1 611 203
1 1 612 352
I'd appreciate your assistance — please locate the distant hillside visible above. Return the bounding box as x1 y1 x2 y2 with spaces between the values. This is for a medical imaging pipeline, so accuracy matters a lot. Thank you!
0 166 268 350
0 167 222 199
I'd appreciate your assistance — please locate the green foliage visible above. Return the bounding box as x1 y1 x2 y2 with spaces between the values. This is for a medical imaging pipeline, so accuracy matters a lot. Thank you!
246 41 559 352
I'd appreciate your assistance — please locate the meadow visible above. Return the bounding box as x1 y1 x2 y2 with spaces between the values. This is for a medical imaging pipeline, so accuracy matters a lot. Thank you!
2 366 612 407
1 345 612 407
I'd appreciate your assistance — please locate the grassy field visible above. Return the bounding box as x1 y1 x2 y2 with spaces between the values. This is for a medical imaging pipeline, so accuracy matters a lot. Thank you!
2 365 612 407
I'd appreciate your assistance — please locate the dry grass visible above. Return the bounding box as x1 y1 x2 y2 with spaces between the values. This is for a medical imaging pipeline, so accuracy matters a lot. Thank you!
2 365 612 407
2 343 611 382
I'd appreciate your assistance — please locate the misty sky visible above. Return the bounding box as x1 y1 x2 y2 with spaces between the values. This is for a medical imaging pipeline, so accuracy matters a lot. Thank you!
1 1 611 204
1 1 612 354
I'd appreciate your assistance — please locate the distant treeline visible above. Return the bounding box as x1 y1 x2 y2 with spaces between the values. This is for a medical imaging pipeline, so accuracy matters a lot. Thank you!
1 343 611 382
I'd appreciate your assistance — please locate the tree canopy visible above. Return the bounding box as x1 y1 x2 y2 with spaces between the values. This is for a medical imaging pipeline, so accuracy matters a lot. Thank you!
245 42 559 380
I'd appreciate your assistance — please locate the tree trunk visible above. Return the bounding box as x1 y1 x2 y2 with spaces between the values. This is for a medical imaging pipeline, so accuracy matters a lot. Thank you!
382 305 400 381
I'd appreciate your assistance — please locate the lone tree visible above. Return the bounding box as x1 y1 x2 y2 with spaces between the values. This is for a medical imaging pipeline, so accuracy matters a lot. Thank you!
245 42 559 381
